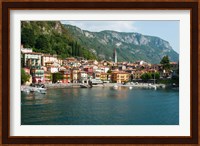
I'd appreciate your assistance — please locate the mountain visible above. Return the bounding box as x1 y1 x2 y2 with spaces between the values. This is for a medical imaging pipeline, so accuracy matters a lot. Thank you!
21 21 179 64
63 24 179 64
21 21 97 60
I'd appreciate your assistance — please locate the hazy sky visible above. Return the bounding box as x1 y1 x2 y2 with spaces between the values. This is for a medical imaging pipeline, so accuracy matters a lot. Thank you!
61 20 179 53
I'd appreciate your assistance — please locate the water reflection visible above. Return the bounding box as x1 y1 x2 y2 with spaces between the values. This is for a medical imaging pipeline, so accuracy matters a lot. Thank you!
21 87 179 125
21 92 53 105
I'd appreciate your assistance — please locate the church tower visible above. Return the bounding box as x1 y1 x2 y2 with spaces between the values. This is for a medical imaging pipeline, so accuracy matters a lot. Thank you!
113 48 117 63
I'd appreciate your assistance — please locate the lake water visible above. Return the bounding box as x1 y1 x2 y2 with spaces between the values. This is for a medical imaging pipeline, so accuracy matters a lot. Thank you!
21 87 179 125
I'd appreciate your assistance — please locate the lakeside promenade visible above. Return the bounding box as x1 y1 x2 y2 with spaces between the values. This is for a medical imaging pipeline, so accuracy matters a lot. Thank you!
21 82 167 91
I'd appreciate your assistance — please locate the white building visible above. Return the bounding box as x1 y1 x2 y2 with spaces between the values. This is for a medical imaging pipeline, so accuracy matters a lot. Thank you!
78 71 88 83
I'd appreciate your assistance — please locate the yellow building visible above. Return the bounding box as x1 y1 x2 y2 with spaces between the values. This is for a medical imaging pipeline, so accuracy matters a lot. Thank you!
111 72 130 83
100 73 108 81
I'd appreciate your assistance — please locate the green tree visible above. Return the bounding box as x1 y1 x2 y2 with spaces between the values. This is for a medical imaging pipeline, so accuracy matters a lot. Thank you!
130 74 134 81
46 74 53 82
21 69 30 85
151 72 160 80
141 73 152 82
52 73 64 83
35 35 51 53
21 21 98 60
21 28 36 48
160 55 171 70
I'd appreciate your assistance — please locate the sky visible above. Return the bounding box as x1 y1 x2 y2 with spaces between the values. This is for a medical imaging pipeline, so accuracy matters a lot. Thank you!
61 20 179 54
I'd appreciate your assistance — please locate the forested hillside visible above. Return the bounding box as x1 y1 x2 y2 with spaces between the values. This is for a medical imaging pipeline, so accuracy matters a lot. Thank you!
21 21 97 60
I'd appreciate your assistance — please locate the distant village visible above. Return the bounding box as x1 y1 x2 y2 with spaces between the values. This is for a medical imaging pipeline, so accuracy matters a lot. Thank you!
21 45 179 85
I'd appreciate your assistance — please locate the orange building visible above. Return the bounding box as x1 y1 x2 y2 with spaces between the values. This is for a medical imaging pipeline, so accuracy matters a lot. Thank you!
44 71 52 83
111 71 130 83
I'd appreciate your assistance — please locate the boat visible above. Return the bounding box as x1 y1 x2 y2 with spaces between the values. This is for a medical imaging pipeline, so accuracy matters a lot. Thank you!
113 84 118 89
21 86 31 94
152 85 157 90
35 84 47 94
80 84 92 88
37 87 47 94
80 84 89 88
129 86 133 90
22 88 30 94
149 84 157 90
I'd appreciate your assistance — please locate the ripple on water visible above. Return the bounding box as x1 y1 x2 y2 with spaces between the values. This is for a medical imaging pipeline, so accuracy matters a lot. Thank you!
21 87 179 125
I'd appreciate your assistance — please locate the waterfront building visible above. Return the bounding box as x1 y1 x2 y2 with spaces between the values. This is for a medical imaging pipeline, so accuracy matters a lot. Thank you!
63 57 78 67
70 61 80 67
23 67 31 74
135 60 148 66
93 72 101 80
92 65 98 72
87 60 98 65
71 68 79 83
132 70 144 79
65 57 77 62
126 63 137 69
99 66 110 73
59 69 71 83
45 61 54 67
47 66 59 73
125 68 135 74
111 71 130 83
118 65 126 71
57 59 63 66
31 68 44 83
170 62 178 70
42 54 56 66
78 71 88 83
21 46 33 54
83 66 93 74
44 71 52 83
100 73 109 81
22 52 42 68
111 65 118 70
100 60 109 66
95 68 102 73
146 69 157 74
151 64 160 71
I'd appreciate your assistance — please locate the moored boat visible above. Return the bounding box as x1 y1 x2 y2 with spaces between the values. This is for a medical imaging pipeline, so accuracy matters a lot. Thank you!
80 84 89 88
113 84 118 89
37 87 47 94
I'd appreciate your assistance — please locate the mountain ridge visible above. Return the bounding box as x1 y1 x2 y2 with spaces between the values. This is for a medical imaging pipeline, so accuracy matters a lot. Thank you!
63 24 179 63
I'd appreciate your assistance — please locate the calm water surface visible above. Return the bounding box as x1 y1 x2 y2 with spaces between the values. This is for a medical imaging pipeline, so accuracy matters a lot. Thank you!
21 87 179 125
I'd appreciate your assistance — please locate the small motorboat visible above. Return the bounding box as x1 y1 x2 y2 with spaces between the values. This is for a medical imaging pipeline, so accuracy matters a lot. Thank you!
80 84 92 88
113 84 118 89
22 88 30 94
35 84 47 94
37 87 47 94
80 84 88 88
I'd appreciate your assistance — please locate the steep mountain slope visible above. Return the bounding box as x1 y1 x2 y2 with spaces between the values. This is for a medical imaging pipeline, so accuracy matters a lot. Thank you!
63 24 179 63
